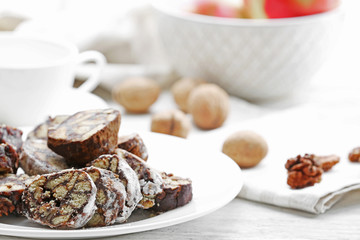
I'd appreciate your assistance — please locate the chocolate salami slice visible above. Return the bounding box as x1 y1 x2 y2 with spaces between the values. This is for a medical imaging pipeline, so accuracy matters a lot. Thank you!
90 154 142 223
0 174 34 216
114 149 163 209
22 169 97 229
47 109 121 166
0 125 23 153
153 172 192 212
0 143 19 174
20 139 69 175
27 115 69 140
82 167 126 227
118 133 148 161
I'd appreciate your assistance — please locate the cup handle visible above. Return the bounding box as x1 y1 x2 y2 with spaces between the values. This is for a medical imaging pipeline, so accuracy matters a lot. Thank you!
76 51 106 92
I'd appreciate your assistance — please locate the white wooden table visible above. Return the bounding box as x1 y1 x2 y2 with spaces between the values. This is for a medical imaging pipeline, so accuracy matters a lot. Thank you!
2 2 360 237
105 192 360 240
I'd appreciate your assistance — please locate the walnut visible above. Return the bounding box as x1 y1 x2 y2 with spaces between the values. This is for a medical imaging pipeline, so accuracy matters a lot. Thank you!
151 109 191 138
188 84 229 130
112 77 161 113
348 147 360 162
171 77 205 112
222 130 268 168
313 154 340 172
285 154 323 189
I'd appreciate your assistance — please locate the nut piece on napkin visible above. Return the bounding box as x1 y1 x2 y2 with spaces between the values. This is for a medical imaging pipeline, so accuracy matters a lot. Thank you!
285 154 340 189
348 147 360 162
285 154 323 189
313 154 340 172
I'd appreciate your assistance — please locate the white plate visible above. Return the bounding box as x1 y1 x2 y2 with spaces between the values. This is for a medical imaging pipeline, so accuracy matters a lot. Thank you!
0 131 243 239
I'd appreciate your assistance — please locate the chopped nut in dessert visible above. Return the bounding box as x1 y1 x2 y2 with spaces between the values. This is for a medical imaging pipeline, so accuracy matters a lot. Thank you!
0 174 34 216
0 143 19 174
0 125 23 153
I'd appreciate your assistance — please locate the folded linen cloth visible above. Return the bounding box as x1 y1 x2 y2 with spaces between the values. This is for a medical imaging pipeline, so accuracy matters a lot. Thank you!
196 108 360 214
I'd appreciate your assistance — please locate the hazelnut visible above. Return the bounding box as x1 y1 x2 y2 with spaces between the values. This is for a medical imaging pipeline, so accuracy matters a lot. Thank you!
151 109 191 138
112 77 161 113
171 77 205 112
222 130 268 168
188 84 229 129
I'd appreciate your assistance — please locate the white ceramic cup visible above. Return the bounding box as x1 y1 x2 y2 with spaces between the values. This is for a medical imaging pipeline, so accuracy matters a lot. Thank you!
0 34 106 127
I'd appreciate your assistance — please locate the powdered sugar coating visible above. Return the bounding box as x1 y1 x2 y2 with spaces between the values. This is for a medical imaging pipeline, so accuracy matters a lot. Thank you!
115 149 163 209
82 167 126 227
90 154 142 223
20 139 69 175
114 156 142 223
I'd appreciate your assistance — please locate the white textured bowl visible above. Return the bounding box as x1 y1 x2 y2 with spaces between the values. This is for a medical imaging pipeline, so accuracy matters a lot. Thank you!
153 0 343 101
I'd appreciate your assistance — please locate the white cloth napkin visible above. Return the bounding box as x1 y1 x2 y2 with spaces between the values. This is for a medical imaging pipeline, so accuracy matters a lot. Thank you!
195 107 360 214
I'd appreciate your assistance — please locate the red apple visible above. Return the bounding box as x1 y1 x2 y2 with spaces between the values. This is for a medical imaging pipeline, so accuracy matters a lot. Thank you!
193 0 240 18
244 0 340 18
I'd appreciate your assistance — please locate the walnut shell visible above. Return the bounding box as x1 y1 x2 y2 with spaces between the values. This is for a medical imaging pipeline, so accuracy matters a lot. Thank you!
222 130 268 168
151 109 191 138
112 77 161 113
188 84 229 130
171 78 205 112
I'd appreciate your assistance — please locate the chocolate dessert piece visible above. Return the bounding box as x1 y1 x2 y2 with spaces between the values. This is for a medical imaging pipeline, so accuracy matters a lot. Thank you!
27 115 69 140
0 143 19 174
153 172 192 212
22 169 97 229
47 109 121 166
114 149 163 209
90 154 142 223
118 133 148 161
0 125 23 153
20 139 69 175
82 167 126 227
0 174 34 216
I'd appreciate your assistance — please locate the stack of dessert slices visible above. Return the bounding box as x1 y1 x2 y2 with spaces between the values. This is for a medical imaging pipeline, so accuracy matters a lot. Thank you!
0 108 192 229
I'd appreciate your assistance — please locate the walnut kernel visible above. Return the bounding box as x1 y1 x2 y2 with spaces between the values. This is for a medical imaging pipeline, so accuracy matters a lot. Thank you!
285 154 323 189
112 77 161 113
348 147 360 162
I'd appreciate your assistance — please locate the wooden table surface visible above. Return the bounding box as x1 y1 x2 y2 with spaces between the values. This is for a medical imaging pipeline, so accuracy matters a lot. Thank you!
110 192 360 240
3 191 358 240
